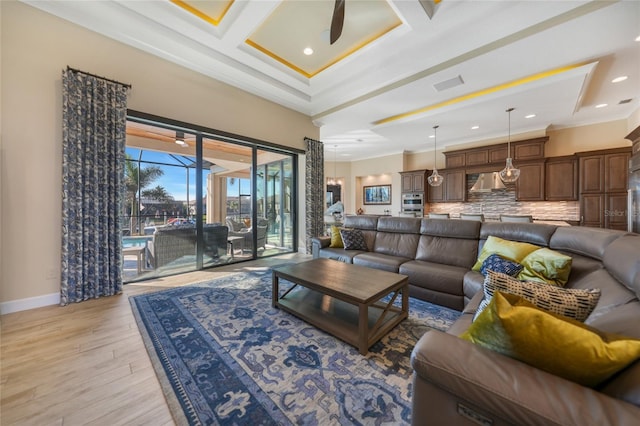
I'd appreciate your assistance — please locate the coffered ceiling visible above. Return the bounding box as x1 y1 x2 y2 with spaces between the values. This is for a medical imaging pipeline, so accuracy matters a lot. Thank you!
25 0 640 161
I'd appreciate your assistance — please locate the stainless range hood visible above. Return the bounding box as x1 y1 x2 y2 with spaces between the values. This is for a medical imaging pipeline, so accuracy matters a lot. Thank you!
469 172 507 192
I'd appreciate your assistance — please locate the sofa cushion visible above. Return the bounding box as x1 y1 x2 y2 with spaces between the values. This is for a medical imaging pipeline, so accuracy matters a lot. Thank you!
373 232 419 259
343 214 379 230
462 291 640 388
420 218 481 239
475 271 601 322
479 222 557 247
480 254 524 277
603 234 640 295
550 226 625 261
463 270 484 302
472 236 540 271
517 247 572 286
573 269 638 327
317 247 362 264
353 252 409 273
400 260 467 297
329 225 344 248
416 236 478 269
340 228 368 251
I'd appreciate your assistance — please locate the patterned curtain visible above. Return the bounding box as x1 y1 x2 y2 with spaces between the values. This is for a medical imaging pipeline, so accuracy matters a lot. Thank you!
305 137 324 254
61 69 129 305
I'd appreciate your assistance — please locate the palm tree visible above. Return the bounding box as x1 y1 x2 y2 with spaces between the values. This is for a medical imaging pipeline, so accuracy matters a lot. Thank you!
125 155 164 234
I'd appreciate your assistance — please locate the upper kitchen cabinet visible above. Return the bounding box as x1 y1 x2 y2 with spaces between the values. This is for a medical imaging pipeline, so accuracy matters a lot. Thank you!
545 156 578 201
444 137 546 168
428 169 466 202
513 138 546 160
579 148 630 194
515 161 545 201
400 170 427 193
579 154 605 193
444 169 466 202
605 152 630 192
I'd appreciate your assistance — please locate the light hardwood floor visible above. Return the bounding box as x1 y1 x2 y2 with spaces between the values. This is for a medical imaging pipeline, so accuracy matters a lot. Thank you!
1 253 309 425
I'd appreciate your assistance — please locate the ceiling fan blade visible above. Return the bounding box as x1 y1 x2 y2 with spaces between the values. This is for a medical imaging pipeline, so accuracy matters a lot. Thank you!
330 0 345 45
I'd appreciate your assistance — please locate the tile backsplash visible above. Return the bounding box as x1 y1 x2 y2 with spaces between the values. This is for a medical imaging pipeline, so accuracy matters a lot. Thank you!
428 174 580 221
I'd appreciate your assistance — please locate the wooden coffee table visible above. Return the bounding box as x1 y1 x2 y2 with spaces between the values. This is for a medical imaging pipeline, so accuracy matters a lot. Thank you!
272 258 409 355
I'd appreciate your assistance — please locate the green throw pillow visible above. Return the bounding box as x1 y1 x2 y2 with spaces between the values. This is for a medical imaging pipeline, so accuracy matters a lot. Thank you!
472 236 540 271
461 291 640 387
329 225 344 248
517 247 572 286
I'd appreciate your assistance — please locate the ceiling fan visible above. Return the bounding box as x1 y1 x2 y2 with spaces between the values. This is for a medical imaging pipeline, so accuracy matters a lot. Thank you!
330 0 345 45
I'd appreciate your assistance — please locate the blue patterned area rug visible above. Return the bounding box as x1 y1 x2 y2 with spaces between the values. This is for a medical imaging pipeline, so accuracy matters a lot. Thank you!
130 266 460 425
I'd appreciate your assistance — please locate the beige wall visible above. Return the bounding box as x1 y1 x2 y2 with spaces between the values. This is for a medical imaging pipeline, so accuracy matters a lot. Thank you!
546 120 631 157
627 106 640 133
349 154 404 215
0 2 317 307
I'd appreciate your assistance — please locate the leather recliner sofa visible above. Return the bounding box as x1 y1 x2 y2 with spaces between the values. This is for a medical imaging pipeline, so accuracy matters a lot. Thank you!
311 215 640 423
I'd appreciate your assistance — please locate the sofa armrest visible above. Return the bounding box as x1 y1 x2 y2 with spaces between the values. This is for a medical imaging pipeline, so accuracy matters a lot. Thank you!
411 330 640 426
311 236 330 258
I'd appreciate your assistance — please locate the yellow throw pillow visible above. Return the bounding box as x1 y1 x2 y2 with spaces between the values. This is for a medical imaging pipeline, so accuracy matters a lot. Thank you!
461 291 640 387
472 236 540 271
517 247 572 286
329 225 344 248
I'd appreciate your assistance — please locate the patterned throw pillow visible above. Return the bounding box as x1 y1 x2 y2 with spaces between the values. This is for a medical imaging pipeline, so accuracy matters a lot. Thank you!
474 271 600 322
339 228 368 251
480 254 524 277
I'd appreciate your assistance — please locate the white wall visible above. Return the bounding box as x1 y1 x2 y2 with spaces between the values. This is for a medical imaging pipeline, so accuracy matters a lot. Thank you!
0 2 318 310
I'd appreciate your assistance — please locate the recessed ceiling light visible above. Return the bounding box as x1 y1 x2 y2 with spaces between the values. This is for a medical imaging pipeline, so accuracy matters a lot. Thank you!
471 125 479 130
303 47 314 56
595 103 608 108
612 76 628 83
525 114 536 119
429 135 435 138
636 35 640 42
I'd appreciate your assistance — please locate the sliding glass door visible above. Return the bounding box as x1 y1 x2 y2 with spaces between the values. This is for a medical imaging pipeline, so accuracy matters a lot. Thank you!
122 116 297 282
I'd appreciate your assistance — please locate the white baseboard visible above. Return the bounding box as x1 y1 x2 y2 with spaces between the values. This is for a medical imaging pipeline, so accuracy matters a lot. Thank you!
0 293 60 315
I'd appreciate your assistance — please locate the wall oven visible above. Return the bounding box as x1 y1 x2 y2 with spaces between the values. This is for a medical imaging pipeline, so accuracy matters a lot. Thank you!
401 192 424 216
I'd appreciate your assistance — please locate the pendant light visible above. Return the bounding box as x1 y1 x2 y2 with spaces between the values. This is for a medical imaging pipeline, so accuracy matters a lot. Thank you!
499 108 520 183
427 125 444 187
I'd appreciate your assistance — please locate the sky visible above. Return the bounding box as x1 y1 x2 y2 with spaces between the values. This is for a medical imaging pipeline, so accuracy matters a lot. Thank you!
126 148 249 202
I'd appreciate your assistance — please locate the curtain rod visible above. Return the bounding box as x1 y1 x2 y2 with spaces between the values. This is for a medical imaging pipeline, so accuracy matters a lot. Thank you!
66 66 132 89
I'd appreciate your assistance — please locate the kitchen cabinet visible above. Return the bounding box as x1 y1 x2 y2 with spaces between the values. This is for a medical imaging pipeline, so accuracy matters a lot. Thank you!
427 178 444 202
578 147 631 229
400 170 426 193
445 169 466 202
427 169 466 202
513 139 545 160
515 161 545 201
581 194 604 228
443 137 547 168
579 155 605 193
605 152 630 192
545 156 578 201
605 193 629 231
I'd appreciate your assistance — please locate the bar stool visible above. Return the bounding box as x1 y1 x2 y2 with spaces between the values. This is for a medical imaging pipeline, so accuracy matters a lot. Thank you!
500 214 533 223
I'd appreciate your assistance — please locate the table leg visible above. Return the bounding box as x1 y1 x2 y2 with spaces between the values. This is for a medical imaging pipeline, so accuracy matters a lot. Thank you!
358 303 368 355
272 271 279 308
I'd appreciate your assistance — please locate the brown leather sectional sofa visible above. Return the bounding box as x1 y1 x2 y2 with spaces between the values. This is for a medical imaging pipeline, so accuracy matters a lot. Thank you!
311 215 640 424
